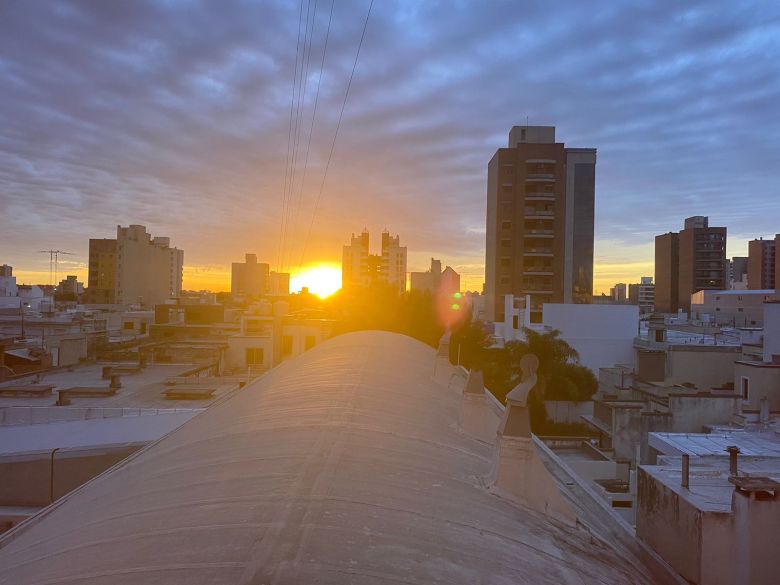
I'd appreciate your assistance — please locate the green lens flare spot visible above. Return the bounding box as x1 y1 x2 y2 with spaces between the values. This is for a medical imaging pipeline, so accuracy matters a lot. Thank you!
451 303 460 311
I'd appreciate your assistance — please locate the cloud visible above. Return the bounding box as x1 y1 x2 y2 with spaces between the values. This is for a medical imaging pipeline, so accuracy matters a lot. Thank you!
1 0 779 290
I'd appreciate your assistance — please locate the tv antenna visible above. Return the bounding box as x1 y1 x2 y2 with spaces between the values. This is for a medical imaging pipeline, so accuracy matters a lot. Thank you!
38 250 75 286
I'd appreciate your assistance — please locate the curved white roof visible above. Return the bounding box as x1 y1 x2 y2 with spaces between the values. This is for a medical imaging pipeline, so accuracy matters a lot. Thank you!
0 331 651 584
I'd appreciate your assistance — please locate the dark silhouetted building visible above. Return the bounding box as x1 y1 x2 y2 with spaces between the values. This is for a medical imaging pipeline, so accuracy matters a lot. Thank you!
231 253 270 296
655 216 726 314
485 126 596 322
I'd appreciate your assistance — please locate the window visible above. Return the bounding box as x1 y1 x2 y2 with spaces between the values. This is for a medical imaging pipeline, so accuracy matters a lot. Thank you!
512 315 519 329
500 239 511 248
501 220 512 230
245 347 264 365
740 377 749 402
500 257 511 267
499 276 510 285
282 335 293 355
123 321 134 330
305 336 316 350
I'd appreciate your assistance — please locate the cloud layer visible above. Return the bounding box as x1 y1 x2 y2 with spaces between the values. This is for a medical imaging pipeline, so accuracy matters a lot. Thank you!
1 0 779 291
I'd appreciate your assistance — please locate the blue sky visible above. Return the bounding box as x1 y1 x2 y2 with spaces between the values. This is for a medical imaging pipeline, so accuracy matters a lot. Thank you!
1 0 779 291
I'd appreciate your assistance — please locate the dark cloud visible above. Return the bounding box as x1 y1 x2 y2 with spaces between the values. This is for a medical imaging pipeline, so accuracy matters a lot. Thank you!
1 0 778 289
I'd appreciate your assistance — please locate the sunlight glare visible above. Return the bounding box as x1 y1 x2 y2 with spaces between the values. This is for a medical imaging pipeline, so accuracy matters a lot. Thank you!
290 265 342 298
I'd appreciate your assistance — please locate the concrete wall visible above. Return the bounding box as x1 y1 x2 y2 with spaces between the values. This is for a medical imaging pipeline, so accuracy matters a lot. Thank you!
666 346 740 389
544 400 593 424
542 304 638 373
636 467 706 584
734 362 780 411
0 445 142 507
668 394 738 433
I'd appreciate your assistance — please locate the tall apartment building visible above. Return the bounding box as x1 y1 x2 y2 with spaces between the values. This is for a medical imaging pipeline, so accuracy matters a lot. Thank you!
485 126 596 322
654 216 726 314
747 235 778 290
231 253 270 296
86 225 183 307
269 271 290 296
342 230 407 295
628 277 655 314
728 256 748 289
610 283 627 303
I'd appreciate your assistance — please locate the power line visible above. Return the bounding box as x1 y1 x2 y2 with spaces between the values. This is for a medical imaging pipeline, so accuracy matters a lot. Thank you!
276 0 307 272
287 0 335 273
299 0 374 268
282 0 319 272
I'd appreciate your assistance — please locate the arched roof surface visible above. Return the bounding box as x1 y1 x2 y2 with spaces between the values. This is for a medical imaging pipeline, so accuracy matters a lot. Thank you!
0 331 650 584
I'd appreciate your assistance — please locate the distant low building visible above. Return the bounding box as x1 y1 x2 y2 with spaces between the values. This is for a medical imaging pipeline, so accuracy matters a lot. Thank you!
410 258 461 297
231 253 269 297
690 289 776 327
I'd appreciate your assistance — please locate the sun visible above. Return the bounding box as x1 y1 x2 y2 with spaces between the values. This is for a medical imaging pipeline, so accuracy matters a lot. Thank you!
290 264 342 298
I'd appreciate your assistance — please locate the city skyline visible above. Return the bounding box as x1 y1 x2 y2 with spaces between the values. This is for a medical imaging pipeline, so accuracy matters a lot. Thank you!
2 2 780 293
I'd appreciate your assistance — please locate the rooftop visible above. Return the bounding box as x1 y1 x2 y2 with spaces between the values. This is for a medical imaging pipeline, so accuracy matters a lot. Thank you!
0 331 654 584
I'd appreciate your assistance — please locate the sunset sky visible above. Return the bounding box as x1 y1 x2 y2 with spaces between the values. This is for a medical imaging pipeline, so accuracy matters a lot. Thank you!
2 1 779 294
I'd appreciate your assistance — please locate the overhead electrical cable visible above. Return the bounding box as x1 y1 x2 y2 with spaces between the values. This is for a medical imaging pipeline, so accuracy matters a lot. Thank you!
283 0 319 272
276 0 307 272
299 0 374 268
287 0 335 274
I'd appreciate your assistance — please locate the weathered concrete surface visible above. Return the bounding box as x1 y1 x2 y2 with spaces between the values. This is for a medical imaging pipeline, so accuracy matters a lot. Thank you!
0 331 655 584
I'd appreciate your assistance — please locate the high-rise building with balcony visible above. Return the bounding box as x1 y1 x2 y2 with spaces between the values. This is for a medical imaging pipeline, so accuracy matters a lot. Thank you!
342 230 407 295
654 216 726 314
485 126 596 322
747 235 778 290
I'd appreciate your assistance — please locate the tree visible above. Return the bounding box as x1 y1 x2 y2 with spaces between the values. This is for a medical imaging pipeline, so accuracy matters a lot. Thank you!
449 319 492 370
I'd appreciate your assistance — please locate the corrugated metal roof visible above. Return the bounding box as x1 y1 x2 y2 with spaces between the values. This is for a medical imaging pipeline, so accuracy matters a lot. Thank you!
0 331 651 584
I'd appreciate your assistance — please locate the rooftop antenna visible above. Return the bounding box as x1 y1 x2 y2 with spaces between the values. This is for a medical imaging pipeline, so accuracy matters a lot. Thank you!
38 250 75 287
526 115 529 127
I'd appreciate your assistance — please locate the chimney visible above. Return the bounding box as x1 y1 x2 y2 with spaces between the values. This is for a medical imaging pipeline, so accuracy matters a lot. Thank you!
727 445 740 476
681 454 690 488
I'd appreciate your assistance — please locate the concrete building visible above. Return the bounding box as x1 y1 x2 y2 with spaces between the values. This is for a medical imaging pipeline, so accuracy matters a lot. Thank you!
269 271 290 296
485 126 596 323
230 253 269 297
655 216 727 314
342 230 407 294
637 441 780 585
747 235 778 290
628 277 655 314
410 258 461 296
610 283 627 303
728 256 748 289
86 225 184 307
56 275 84 299
733 299 780 414
0 265 17 298
690 289 776 327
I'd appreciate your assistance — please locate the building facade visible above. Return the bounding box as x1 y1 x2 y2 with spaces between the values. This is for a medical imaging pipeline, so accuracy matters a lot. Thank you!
86 225 183 307
410 258 460 297
654 216 726 314
231 253 269 296
342 230 407 294
485 126 596 322
747 235 778 290
729 256 748 289
628 277 655 314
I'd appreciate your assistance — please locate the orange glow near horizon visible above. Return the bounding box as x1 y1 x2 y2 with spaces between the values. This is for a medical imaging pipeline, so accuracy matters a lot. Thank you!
290 264 342 298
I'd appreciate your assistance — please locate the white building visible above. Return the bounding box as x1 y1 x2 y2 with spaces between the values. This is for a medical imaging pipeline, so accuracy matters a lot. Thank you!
492 293 638 373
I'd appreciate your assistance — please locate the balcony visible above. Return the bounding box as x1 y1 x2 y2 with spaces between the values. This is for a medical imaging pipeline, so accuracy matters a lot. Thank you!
524 210 555 219
523 247 553 256
524 230 554 237
525 193 555 201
